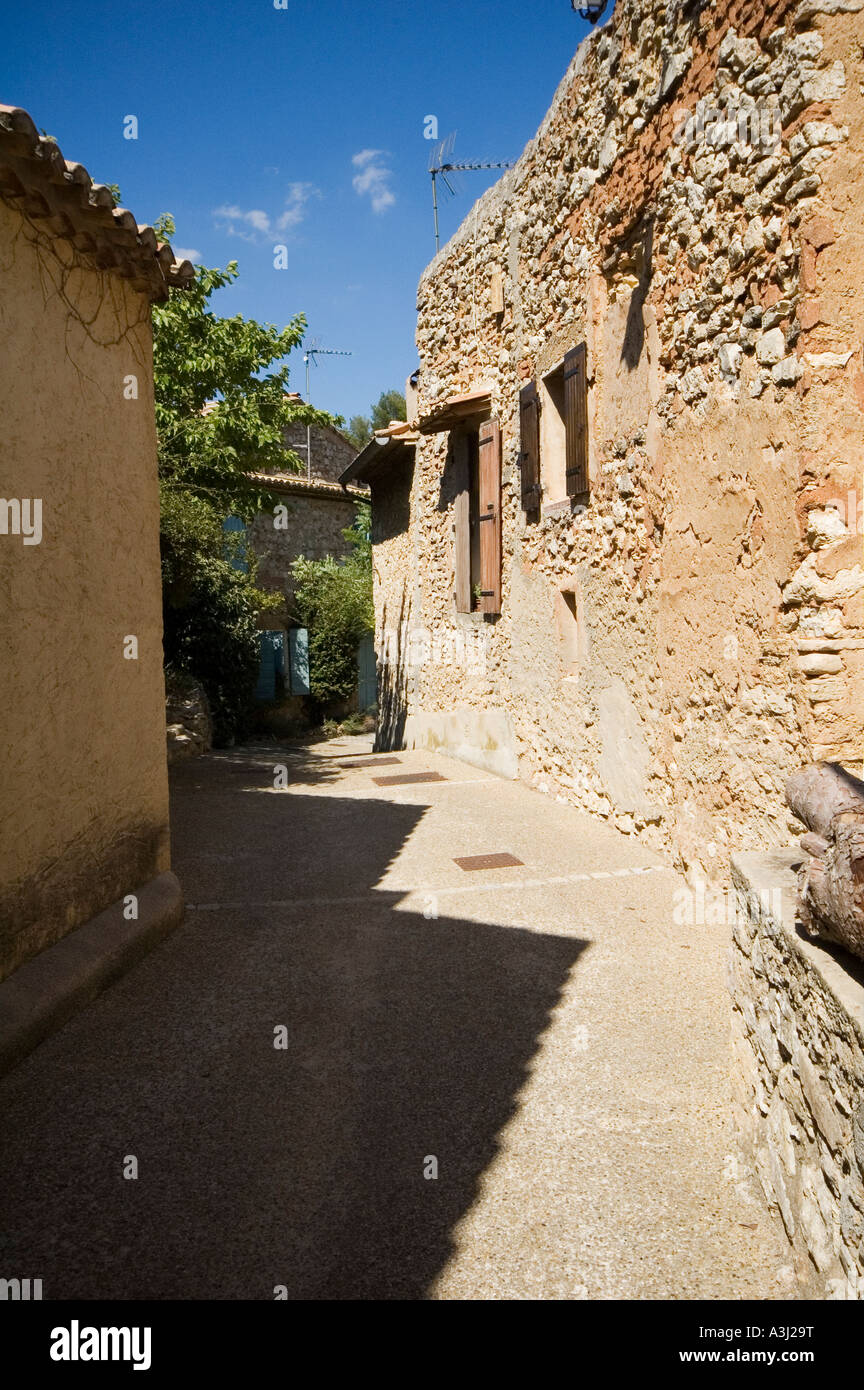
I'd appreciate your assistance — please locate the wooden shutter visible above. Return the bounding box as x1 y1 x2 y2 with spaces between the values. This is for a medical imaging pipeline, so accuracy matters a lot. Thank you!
519 381 540 511
288 627 310 695
477 419 502 616
453 434 471 613
564 343 589 498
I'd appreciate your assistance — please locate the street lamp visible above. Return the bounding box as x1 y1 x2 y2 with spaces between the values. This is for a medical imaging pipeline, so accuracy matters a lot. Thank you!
571 0 608 20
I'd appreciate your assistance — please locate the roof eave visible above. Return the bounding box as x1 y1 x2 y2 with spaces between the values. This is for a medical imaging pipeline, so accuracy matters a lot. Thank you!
417 389 492 435
340 432 417 486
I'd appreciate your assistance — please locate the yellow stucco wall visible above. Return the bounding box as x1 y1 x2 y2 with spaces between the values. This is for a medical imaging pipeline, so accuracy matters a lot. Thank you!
0 200 170 980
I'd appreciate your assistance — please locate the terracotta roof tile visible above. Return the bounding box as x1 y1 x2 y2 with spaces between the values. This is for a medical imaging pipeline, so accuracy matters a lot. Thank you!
247 471 369 499
375 420 420 441
0 103 195 301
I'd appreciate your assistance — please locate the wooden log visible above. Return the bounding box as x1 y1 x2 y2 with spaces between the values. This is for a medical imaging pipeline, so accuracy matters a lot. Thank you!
796 817 864 960
786 763 864 961
785 761 864 838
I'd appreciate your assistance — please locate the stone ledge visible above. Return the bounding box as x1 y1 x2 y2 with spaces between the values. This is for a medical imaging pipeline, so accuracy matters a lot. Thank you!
729 850 864 1296
731 849 864 1041
0 872 183 1077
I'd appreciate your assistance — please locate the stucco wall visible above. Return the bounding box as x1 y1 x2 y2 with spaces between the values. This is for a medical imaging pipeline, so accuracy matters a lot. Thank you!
373 0 864 881
0 199 170 980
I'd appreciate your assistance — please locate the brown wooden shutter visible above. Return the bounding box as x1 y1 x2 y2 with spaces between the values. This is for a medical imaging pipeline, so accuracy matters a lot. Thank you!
519 381 540 511
564 343 589 498
452 434 471 613
477 419 502 616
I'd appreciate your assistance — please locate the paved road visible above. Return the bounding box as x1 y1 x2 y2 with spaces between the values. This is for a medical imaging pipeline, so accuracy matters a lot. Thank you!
0 740 801 1298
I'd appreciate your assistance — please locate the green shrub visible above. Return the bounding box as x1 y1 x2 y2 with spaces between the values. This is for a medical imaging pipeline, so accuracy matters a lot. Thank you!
160 488 278 745
291 504 373 707
162 551 262 746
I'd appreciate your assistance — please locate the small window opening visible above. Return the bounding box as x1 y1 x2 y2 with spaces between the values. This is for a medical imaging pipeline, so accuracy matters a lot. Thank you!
540 365 567 504
556 586 582 677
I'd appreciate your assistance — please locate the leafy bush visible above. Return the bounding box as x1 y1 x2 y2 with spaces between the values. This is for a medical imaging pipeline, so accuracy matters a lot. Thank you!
160 489 279 745
161 552 260 747
291 505 374 707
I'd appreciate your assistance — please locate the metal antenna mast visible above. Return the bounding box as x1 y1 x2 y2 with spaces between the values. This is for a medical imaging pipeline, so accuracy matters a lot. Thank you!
301 343 352 478
428 132 514 253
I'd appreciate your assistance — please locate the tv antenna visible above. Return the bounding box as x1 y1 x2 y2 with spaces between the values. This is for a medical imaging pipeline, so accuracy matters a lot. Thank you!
300 341 352 477
428 132 514 253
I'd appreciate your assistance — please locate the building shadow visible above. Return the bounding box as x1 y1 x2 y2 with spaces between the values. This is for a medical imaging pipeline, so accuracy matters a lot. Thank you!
620 218 654 372
374 586 409 752
0 751 588 1300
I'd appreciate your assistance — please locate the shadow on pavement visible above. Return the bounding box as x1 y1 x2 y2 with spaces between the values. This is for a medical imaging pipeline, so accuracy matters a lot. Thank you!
0 750 588 1299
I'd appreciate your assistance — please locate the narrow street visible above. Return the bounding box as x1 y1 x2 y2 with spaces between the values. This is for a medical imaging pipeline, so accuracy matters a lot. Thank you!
0 742 797 1299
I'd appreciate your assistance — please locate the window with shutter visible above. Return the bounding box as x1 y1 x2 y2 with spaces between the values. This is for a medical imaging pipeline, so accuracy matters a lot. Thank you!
477 419 502 615
564 343 589 499
222 515 249 573
452 433 471 613
519 382 540 513
452 422 502 616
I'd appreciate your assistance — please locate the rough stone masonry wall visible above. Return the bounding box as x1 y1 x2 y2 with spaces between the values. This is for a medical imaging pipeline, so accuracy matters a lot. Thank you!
382 0 864 880
283 420 356 483
249 490 360 626
730 850 864 1295
0 199 171 981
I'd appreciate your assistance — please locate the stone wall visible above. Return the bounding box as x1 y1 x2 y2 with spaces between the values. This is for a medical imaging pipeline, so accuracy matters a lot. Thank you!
166 675 212 762
374 0 864 880
249 485 362 625
0 199 171 981
283 420 356 483
730 849 864 1296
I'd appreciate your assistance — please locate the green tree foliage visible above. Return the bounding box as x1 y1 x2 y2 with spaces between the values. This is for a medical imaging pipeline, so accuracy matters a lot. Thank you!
291 503 374 707
371 389 406 432
342 390 405 453
152 240 329 742
153 257 328 519
345 414 372 450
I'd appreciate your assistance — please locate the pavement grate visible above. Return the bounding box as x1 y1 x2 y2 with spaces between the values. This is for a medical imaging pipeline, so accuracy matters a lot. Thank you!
454 852 525 871
372 771 447 786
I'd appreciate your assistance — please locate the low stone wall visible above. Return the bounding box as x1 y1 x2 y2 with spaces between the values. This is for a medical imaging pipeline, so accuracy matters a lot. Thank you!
166 677 212 763
729 848 864 1297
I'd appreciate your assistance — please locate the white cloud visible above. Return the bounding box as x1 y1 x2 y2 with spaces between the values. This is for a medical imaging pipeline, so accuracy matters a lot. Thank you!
213 204 272 240
351 149 395 213
277 182 319 230
172 247 201 264
213 187 320 241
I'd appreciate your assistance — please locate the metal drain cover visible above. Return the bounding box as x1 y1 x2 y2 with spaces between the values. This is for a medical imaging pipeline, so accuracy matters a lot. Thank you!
340 756 402 768
454 852 524 870
372 771 447 786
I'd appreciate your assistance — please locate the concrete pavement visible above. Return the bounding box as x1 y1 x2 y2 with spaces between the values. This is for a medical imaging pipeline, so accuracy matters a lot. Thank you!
0 739 801 1298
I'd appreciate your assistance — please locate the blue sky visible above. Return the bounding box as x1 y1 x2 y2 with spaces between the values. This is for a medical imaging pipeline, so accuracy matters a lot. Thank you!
2 0 601 424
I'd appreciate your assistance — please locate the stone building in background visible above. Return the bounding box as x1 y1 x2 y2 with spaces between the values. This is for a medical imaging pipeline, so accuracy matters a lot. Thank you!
0 105 193 1036
349 0 864 884
242 408 368 704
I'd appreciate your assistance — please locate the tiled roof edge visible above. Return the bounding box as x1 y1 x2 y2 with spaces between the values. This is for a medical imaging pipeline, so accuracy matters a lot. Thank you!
247 470 369 498
0 104 195 302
